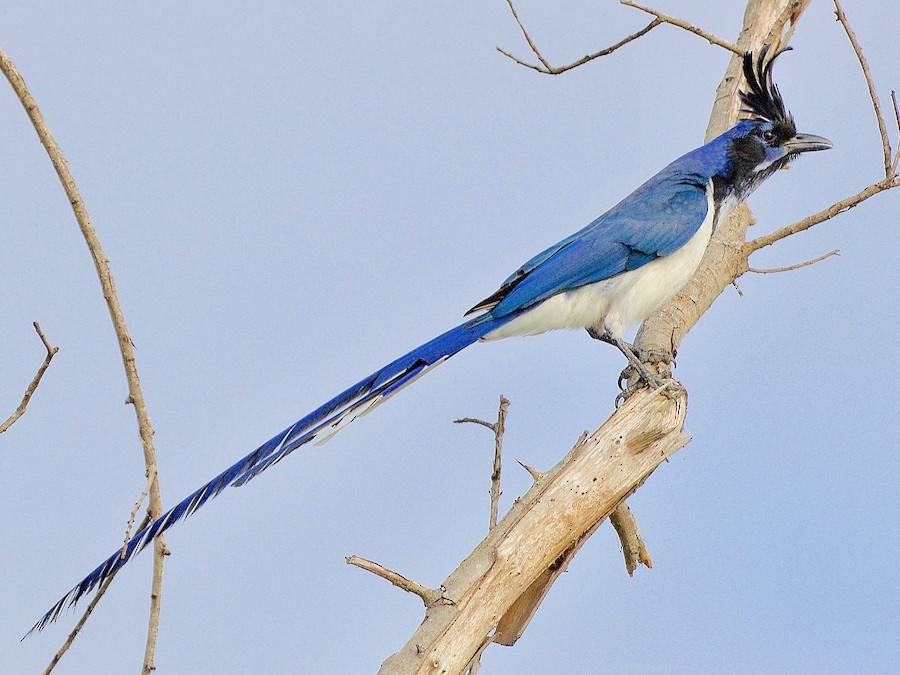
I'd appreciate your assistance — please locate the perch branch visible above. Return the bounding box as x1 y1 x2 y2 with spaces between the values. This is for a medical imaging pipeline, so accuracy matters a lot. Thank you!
620 0 742 54
346 555 445 606
0 46 166 673
498 0 661 75
748 249 839 274
380 388 689 673
1 322 58 435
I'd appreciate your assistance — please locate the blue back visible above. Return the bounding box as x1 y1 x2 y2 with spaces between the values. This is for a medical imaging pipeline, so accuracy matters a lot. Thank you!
485 125 749 319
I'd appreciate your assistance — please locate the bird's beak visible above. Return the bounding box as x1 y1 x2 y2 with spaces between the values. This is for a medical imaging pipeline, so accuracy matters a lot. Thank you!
783 133 833 154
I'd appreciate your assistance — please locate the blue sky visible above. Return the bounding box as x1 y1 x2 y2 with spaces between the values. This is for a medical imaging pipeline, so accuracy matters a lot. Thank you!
2 2 897 673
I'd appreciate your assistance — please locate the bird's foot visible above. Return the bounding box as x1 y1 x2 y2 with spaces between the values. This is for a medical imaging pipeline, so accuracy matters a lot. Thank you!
615 356 683 407
586 327 682 405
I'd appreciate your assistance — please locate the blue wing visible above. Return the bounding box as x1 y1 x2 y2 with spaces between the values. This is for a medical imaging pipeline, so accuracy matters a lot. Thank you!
470 170 710 318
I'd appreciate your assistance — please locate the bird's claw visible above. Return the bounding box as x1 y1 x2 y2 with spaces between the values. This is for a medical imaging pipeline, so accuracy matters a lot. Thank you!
617 364 637 391
615 362 683 407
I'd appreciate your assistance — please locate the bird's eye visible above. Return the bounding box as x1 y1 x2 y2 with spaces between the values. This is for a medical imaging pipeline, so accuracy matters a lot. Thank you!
761 130 776 143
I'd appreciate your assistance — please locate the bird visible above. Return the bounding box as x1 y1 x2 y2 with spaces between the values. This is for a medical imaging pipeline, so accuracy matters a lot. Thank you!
30 44 831 633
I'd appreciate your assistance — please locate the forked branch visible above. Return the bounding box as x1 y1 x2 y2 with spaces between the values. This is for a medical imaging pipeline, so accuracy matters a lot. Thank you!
455 396 510 530
497 0 661 75
1 322 58 435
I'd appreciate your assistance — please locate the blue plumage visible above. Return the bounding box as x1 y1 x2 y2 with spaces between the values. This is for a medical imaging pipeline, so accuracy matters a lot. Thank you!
30 46 831 635
485 165 712 319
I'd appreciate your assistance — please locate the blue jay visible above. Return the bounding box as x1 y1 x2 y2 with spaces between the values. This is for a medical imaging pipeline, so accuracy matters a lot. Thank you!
31 45 830 632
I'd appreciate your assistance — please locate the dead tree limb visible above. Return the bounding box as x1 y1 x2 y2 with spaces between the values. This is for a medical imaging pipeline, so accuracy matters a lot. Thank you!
0 47 167 675
379 388 689 674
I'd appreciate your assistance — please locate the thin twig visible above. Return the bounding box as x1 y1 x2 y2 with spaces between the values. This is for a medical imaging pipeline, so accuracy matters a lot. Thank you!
501 0 551 71
620 0 741 55
833 0 892 176
41 573 117 674
454 417 495 430
497 0 661 75
489 397 508 530
123 467 158 556
891 90 899 174
455 396 509 530
748 249 839 274
0 46 166 672
346 555 445 606
0 322 59 434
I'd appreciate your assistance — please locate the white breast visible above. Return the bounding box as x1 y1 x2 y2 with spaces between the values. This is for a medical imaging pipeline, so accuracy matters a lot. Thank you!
484 181 717 341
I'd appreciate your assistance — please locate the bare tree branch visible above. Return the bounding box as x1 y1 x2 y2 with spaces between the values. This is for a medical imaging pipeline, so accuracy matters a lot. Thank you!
833 0 893 176
453 418 494 431
748 249 840 274
346 555 446 606
0 46 166 674
891 90 900 173
497 0 661 75
123 468 158 555
456 396 509 530
620 0 742 54
499 0 552 71
380 388 689 673
0 322 58 435
746 178 897 253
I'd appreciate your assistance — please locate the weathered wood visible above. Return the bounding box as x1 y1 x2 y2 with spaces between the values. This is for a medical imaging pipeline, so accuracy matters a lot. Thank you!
379 389 689 674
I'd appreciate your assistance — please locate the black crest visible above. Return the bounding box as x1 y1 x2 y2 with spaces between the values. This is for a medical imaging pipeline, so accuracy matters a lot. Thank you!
739 44 794 130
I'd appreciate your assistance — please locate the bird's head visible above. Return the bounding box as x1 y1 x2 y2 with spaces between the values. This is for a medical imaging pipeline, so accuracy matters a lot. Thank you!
722 44 832 201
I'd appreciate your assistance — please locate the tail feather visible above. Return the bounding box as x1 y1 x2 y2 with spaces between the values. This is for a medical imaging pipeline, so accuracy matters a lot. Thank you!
28 315 508 635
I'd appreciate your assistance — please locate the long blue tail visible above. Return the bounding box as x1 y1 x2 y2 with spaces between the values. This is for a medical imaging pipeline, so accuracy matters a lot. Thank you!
30 314 510 634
